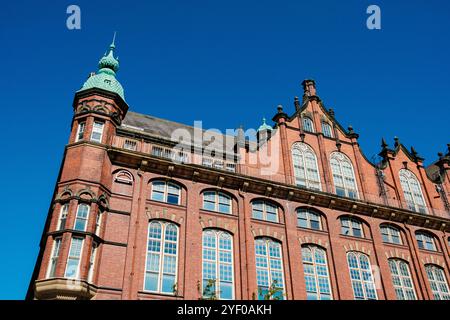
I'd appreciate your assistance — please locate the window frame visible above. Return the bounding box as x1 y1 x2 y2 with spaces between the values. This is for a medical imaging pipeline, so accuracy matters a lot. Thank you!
425 264 450 300
302 117 315 133
340 217 364 238
347 251 378 300
291 142 322 191
388 259 417 300
202 191 232 214
46 237 62 278
74 203 90 232
415 232 437 251
150 181 181 205
255 237 286 300
399 169 427 214
143 221 179 295
296 208 322 231
380 225 402 245
321 122 333 138
201 229 235 300
57 203 69 231
90 121 104 143
64 237 84 279
330 152 359 199
75 121 86 142
87 242 98 283
251 200 279 223
301 245 333 300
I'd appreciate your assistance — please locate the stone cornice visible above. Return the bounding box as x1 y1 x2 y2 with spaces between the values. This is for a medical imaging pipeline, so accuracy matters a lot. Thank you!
107 146 450 233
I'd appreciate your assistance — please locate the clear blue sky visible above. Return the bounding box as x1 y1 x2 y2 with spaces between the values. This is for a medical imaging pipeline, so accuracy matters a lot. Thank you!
0 0 449 299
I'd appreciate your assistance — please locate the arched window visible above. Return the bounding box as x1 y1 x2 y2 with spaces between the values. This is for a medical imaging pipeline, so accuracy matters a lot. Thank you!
347 252 377 300
255 238 285 300
57 204 69 231
202 229 234 299
202 191 232 214
322 122 333 138
303 117 315 133
291 143 321 190
425 264 450 300
340 217 364 238
114 170 133 184
399 169 427 214
297 208 322 230
388 259 416 300
415 232 437 251
302 245 332 300
74 203 89 231
330 152 358 199
144 221 178 294
252 200 279 223
151 180 181 205
380 225 402 245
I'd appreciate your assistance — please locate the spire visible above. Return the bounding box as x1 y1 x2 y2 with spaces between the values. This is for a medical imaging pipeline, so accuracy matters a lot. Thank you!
98 32 120 75
381 137 388 149
78 33 125 100
258 117 272 132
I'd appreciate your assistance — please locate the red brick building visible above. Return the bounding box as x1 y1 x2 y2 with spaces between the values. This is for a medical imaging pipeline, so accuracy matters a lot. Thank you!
27 39 450 300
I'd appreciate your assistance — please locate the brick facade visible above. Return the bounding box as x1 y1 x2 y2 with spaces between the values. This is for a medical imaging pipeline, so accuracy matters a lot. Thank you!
27 73 450 300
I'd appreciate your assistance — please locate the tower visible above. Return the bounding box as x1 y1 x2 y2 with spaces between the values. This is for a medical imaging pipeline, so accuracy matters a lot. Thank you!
28 35 129 300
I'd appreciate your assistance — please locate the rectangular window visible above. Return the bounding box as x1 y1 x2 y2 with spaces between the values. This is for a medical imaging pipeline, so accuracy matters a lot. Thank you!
74 204 90 231
95 210 102 236
47 237 62 278
57 204 69 231
124 139 137 151
65 237 84 279
76 122 86 142
87 242 98 282
90 121 104 143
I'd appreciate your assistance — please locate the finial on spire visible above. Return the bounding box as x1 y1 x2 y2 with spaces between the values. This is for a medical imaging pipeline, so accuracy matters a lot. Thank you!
111 31 117 48
381 137 388 149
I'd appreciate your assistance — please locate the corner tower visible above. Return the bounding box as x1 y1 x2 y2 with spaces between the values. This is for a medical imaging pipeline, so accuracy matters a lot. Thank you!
28 35 129 300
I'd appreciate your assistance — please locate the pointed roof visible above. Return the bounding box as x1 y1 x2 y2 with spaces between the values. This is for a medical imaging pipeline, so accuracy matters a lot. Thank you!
78 33 125 100
257 117 272 132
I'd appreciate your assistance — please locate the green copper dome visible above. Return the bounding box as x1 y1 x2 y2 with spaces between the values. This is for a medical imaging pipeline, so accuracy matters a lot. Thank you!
258 117 272 132
78 33 125 100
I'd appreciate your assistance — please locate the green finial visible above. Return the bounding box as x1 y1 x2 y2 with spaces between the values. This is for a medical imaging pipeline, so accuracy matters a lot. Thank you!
258 117 272 132
78 33 125 100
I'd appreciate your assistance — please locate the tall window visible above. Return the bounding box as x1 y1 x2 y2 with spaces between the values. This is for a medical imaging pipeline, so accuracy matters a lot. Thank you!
202 229 234 299
297 208 322 230
347 252 377 300
388 259 417 300
302 245 332 300
322 122 333 138
252 200 279 223
95 209 103 236
255 238 285 300
291 143 321 190
65 237 84 279
425 264 450 300
144 221 178 294
415 232 437 251
203 191 231 214
151 181 181 205
330 152 358 199
303 117 315 133
74 203 89 231
399 169 427 214
87 242 98 283
341 217 364 238
76 122 86 142
57 204 69 231
90 121 104 143
47 237 62 278
380 225 402 245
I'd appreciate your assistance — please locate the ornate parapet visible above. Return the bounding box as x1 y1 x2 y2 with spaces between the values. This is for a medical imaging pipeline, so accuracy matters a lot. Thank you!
34 278 97 300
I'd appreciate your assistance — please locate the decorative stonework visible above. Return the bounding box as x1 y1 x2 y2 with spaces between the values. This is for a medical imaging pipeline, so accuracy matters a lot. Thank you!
251 226 284 241
145 207 184 225
421 256 445 268
343 242 371 255
199 216 237 234
384 249 411 262
76 187 96 199
298 236 329 248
